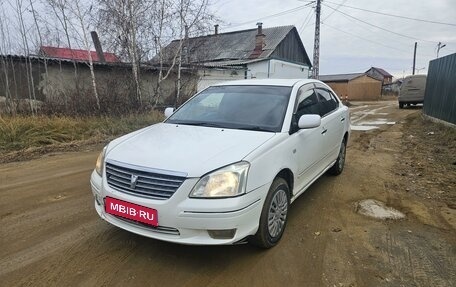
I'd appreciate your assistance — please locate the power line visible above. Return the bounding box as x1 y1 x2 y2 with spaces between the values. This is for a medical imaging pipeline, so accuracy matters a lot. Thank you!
322 2 437 44
323 21 437 58
322 0 348 22
298 5 315 33
321 22 410 54
225 4 312 29
324 0 456 27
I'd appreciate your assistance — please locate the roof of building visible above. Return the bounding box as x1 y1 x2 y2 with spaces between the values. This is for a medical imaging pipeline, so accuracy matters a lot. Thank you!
40 46 120 63
319 73 369 82
366 67 393 77
154 25 311 67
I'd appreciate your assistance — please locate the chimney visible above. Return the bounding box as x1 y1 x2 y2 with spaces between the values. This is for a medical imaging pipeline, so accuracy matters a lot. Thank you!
256 22 263 35
249 22 265 59
214 24 219 35
90 31 106 63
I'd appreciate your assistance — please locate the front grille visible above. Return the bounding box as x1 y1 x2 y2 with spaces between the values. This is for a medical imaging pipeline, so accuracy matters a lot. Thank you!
105 161 186 200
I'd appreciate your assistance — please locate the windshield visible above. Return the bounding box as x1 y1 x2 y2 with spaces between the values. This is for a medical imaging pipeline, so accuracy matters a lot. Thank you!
166 85 292 132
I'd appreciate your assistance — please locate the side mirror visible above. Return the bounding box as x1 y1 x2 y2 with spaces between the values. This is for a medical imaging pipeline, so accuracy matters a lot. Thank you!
164 107 174 118
298 114 321 129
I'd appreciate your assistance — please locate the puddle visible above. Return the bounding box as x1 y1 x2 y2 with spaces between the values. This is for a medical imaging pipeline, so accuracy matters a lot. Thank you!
351 125 379 131
356 199 405 220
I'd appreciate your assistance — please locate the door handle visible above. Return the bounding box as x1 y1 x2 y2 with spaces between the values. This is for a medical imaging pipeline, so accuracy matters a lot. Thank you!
340 117 345 122
321 128 328 135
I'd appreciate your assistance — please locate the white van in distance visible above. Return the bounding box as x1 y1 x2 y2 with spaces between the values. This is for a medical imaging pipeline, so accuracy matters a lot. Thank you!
399 75 427 109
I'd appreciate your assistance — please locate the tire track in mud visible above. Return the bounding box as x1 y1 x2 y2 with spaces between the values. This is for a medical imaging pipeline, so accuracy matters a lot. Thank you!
378 226 455 287
0 219 99 277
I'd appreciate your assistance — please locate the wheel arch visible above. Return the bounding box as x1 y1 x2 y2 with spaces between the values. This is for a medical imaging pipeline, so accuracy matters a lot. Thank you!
343 131 349 143
276 168 294 196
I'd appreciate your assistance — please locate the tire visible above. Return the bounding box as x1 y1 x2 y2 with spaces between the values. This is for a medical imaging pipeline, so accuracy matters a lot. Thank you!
399 102 404 109
328 139 346 176
250 178 290 248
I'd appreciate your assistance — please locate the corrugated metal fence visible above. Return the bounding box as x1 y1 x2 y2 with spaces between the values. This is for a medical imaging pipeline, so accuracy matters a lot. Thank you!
423 53 456 124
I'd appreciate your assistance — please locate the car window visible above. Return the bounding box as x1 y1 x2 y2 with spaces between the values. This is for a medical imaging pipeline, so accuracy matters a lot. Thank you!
328 90 341 104
290 86 319 133
296 87 319 117
316 88 338 116
166 85 292 132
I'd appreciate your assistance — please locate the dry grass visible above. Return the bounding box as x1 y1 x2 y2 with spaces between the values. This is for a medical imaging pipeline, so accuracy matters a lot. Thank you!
0 112 164 153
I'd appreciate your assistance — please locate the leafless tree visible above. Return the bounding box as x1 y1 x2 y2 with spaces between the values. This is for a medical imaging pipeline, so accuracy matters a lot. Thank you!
46 0 80 109
8 0 38 114
96 0 156 104
96 0 215 105
153 0 214 106
0 6 15 115
29 0 49 76
67 0 101 110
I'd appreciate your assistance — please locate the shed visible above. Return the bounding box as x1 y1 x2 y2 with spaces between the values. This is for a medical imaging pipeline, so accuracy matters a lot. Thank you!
365 67 393 85
319 73 382 101
154 23 312 91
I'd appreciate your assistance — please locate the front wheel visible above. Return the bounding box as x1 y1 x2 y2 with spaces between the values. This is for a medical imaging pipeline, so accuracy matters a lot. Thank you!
399 102 404 109
328 139 346 175
250 178 290 248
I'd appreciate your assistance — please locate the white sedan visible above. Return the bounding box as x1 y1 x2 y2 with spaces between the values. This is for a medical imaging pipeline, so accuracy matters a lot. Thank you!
90 79 350 248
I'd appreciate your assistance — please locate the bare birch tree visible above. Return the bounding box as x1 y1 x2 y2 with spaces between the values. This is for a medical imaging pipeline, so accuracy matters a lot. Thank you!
68 0 101 110
8 0 39 114
96 0 215 106
29 0 49 76
153 0 213 106
46 0 80 110
96 0 155 104
0 6 14 115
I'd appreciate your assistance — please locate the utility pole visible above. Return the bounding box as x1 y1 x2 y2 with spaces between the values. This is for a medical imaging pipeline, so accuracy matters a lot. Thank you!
312 0 321 79
412 42 417 75
436 42 446 58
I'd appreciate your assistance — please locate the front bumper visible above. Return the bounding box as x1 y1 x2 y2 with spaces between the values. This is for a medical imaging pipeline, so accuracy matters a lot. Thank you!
90 170 268 245
398 97 423 103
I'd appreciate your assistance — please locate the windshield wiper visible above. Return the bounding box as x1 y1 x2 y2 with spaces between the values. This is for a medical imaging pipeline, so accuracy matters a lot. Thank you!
173 121 226 128
170 121 275 132
235 126 275 132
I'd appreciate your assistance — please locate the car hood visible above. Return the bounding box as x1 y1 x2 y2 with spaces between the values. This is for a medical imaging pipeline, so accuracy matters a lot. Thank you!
106 123 276 177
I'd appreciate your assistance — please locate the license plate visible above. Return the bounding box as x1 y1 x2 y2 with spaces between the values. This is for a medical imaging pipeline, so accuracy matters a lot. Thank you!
105 197 158 226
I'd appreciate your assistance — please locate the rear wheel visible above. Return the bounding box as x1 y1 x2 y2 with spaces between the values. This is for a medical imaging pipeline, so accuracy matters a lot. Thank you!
250 178 290 248
399 102 404 109
328 139 346 175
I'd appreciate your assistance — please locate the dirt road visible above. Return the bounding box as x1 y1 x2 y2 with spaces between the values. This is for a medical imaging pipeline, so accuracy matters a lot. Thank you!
1 101 455 287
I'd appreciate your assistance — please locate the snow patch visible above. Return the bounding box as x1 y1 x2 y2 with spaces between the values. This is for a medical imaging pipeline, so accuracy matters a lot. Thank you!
351 125 379 131
356 199 405 220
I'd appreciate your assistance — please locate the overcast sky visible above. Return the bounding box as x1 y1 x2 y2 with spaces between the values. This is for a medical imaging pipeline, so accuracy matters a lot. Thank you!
210 0 456 78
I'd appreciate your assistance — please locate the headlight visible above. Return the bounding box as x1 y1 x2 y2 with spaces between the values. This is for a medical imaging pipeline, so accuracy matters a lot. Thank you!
190 162 250 198
95 146 107 176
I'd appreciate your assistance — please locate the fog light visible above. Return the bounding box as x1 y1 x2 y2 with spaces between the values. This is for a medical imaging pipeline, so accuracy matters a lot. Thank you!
208 229 236 239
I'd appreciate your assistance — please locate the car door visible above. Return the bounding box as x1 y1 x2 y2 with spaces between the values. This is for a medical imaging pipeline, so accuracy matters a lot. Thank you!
315 87 345 167
289 84 327 194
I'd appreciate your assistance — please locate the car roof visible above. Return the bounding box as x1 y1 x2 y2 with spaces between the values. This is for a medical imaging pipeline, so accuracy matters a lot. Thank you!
213 78 317 87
